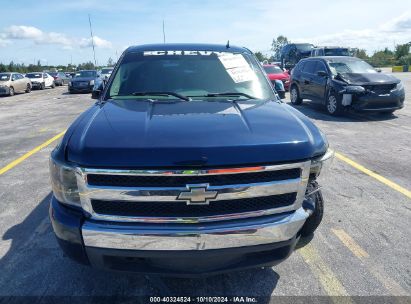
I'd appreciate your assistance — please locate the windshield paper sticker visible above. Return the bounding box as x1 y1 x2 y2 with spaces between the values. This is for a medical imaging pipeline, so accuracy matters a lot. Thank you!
218 53 254 83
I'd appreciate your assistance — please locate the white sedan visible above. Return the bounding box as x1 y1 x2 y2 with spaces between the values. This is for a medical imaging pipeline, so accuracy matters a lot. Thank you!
25 72 55 90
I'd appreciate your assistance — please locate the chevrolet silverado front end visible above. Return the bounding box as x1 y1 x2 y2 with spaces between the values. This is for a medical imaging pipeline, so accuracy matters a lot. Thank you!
49 43 333 276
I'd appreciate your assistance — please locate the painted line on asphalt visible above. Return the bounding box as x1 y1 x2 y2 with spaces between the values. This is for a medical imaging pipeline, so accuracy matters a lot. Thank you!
298 243 350 298
331 229 369 259
0 130 65 175
335 152 411 200
332 229 408 296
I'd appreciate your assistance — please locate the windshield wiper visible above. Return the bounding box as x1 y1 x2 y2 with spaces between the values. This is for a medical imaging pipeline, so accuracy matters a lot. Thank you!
189 92 256 100
130 91 191 101
207 92 256 99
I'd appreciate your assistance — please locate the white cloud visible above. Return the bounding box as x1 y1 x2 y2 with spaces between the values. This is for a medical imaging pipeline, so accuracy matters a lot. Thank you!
79 36 112 49
0 25 112 49
295 12 411 53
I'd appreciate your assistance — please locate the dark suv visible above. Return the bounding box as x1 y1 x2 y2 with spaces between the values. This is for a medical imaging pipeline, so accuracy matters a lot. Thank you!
290 56 405 115
280 43 314 70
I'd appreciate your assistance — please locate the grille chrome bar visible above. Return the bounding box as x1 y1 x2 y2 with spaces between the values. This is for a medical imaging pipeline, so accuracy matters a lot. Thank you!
75 161 311 223
80 179 301 202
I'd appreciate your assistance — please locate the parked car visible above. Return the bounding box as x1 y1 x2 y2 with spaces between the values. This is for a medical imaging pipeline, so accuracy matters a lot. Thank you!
280 43 314 70
0 72 32 96
25 72 55 90
311 47 350 57
68 70 97 93
98 67 114 81
290 56 405 115
50 43 333 276
48 72 70 86
263 64 291 91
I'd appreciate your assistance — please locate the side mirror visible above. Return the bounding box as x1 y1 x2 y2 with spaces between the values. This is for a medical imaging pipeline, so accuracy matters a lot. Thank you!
91 89 101 99
376 68 382 73
317 71 328 77
273 80 286 99
91 81 104 99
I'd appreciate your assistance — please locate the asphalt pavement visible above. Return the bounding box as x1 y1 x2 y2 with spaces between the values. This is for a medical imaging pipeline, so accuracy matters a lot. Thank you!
0 74 410 302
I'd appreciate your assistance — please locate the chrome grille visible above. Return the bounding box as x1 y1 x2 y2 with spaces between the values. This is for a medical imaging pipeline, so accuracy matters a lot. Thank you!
86 168 301 187
75 161 311 223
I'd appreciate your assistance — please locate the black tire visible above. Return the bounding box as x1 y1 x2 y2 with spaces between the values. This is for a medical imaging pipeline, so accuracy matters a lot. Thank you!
325 91 343 116
40 83 45 90
300 181 324 237
25 84 31 93
51 82 55 89
9 86 14 96
290 85 302 105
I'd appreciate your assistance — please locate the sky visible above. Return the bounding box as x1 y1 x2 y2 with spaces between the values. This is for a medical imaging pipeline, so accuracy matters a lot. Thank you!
0 0 410 66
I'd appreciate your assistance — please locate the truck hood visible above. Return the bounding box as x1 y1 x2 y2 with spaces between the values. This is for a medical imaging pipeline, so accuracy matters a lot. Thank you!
66 99 327 168
338 73 400 85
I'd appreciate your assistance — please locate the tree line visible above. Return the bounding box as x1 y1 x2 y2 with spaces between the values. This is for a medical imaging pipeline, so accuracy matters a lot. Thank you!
0 57 116 73
255 35 411 67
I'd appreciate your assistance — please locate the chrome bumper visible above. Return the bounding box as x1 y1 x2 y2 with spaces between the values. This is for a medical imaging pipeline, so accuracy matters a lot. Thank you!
82 207 309 251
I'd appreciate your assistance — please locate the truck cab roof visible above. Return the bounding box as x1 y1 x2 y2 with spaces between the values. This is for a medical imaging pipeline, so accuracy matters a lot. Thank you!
126 43 251 54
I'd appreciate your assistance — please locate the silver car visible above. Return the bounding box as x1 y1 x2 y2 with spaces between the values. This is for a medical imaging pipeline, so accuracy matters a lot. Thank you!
0 72 32 96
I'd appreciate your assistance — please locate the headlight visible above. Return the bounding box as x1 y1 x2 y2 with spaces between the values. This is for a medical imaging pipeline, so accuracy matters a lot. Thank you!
49 157 81 207
89 80 95 86
343 85 365 94
310 148 334 178
396 82 404 91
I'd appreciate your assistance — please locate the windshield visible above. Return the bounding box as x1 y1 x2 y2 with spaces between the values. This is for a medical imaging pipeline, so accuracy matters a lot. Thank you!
48 72 58 76
324 48 350 56
263 65 284 74
107 51 275 100
75 71 97 78
327 58 376 75
0 73 10 81
101 68 113 74
26 73 42 78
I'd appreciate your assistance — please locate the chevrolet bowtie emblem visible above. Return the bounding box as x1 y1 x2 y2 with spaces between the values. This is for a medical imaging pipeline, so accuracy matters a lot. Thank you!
177 184 218 205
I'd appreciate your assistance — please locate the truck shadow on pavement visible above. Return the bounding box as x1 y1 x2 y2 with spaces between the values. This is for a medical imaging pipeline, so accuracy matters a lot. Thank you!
288 101 399 123
0 192 279 301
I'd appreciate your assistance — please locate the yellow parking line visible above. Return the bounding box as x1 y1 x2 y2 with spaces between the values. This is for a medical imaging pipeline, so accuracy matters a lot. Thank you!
298 243 350 298
332 229 369 259
335 152 411 200
332 229 408 296
0 130 65 175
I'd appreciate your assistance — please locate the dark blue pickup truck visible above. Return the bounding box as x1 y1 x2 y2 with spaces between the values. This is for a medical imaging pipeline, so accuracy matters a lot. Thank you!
49 43 333 276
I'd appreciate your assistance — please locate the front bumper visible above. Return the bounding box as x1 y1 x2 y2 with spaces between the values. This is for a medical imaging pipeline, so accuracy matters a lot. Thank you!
31 82 43 89
351 90 405 111
69 84 93 93
0 86 10 95
50 196 309 275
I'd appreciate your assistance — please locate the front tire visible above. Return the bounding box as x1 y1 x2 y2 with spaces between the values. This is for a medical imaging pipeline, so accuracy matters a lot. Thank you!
290 85 302 105
300 182 324 237
40 83 45 90
326 91 343 116
25 84 31 93
9 86 14 96
51 82 55 89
